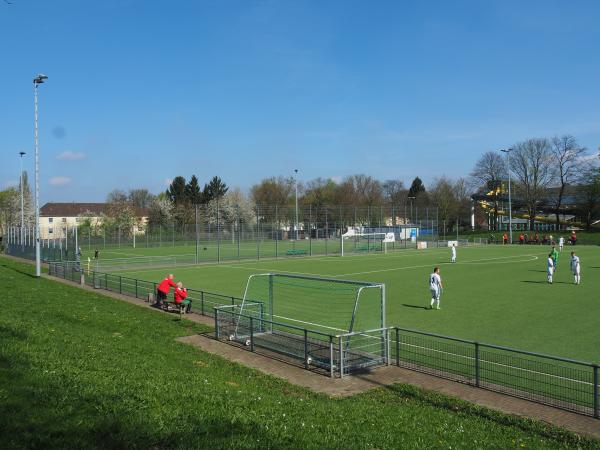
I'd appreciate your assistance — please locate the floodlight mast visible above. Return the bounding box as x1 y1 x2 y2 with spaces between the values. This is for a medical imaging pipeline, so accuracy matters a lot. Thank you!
33 73 47 277
19 151 26 250
294 169 299 241
500 148 513 244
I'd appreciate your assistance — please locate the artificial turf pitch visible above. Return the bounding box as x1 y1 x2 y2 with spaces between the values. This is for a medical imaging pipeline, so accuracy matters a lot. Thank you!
106 243 600 363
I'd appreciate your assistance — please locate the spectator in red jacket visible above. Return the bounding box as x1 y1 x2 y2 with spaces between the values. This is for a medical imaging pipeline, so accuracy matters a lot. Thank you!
174 282 191 313
156 274 177 306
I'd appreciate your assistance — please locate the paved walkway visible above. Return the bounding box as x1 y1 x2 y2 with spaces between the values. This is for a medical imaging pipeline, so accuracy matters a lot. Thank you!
180 334 600 439
3 255 598 440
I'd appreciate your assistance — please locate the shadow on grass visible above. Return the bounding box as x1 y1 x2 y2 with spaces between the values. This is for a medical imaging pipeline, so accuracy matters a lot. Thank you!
521 281 570 285
402 304 429 310
0 263 37 279
0 334 271 449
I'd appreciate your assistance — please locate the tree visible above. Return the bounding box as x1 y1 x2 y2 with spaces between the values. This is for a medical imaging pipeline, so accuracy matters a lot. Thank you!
105 189 135 236
128 188 154 210
576 163 600 229
250 176 294 206
301 178 337 207
382 179 406 205
429 177 457 232
185 175 202 205
147 196 173 228
549 135 587 227
453 177 471 228
203 176 228 202
0 187 20 238
470 151 507 231
408 177 426 199
166 176 187 205
510 138 554 230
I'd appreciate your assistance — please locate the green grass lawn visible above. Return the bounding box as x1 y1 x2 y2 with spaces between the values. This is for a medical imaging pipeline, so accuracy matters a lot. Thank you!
0 257 598 449
113 244 600 363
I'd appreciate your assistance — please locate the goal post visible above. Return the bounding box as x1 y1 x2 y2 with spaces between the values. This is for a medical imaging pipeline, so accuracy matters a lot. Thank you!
341 231 395 256
235 273 385 337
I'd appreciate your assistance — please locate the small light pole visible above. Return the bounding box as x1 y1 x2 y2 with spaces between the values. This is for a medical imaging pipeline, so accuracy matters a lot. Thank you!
500 148 513 244
407 196 416 224
294 169 299 240
33 73 48 277
19 151 26 249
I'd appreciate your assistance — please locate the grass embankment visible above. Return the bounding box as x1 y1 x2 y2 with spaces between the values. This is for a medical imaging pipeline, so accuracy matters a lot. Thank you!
0 257 597 449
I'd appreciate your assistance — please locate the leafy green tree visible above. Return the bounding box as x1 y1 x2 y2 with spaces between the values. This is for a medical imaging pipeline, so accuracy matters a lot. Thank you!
185 175 202 205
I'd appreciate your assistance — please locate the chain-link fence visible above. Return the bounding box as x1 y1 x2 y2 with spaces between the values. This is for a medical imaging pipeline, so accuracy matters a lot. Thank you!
5 204 446 263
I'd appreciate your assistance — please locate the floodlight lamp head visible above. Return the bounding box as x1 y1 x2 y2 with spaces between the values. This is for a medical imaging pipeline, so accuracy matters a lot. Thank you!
33 74 48 84
19 151 26 157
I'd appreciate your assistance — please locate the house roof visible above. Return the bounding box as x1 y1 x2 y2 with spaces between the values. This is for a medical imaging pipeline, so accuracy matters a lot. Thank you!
40 202 147 217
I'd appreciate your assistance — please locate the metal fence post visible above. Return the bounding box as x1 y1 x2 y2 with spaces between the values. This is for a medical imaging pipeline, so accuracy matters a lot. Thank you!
119 276 122 294
250 317 254 352
475 342 481 388
201 291 205 316
339 336 344 379
105 273 108 289
135 279 138 298
395 327 400 366
231 296 235 306
304 329 309 370
214 308 220 340
594 364 599 419
329 336 334 379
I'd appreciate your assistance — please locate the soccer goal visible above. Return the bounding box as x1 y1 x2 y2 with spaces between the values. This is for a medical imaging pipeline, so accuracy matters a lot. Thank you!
341 231 395 256
215 273 387 376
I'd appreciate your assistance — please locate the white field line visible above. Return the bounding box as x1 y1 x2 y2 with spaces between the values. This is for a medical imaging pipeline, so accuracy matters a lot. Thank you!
331 254 541 278
270 314 348 333
400 340 593 387
211 254 541 279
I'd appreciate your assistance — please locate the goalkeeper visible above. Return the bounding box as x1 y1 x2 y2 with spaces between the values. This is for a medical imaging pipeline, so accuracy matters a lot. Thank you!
551 246 559 272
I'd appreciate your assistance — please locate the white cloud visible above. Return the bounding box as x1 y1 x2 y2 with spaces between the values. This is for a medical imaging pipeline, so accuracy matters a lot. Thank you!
330 176 342 183
164 178 172 186
49 176 72 186
57 151 85 161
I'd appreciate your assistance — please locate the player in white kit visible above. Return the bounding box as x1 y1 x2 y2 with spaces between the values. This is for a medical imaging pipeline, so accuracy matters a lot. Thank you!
570 251 581 285
451 244 456 263
429 267 443 310
559 236 564 252
547 253 554 284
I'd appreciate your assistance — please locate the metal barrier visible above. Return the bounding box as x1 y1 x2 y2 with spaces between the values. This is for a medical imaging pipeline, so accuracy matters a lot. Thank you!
46 261 599 417
391 327 599 419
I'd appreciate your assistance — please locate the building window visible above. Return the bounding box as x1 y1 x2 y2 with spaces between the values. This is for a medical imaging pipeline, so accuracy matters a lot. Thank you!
75 217 80 223
48 228 53 234
62 218 67 223
49 218 53 223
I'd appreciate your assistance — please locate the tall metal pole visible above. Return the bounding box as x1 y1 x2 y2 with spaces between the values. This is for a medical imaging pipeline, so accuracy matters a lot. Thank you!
294 169 299 240
19 151 26 249
33 74 47 277
501 148 513 244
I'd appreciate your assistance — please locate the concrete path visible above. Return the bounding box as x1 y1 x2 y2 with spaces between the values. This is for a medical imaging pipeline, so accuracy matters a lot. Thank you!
4 255 598 440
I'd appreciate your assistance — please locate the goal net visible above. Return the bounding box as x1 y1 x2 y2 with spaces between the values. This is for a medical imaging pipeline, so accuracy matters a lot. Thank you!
235 273 385 337
341 232 395 256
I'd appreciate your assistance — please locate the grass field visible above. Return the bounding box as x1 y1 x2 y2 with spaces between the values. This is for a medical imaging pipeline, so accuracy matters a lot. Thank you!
1 256 598 449
108 244 600 363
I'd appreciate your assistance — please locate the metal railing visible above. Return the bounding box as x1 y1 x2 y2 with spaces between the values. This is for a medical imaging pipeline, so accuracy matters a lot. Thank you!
391 327 599 419
46 261 599 418
48 261 247 318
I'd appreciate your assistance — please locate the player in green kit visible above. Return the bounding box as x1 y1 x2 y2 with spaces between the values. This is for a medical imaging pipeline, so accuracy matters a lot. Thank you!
551 246 559 272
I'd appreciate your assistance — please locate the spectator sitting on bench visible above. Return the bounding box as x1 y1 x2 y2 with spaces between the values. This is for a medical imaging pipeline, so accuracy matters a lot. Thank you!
174 282 191 313
157 274 177 307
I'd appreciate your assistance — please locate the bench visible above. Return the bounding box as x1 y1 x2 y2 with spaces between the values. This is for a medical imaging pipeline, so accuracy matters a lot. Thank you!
160 298 188 318
285 249 308 256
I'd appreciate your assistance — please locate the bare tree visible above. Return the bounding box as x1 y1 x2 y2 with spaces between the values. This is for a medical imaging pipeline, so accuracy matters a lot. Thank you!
470 151 507 230
430 176 457 233
510 138 554 230
382 179 406 205
549 135 587 227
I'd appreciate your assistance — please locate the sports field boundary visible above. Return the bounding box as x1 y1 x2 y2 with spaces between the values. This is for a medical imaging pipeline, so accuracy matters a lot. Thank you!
6 254 595 439
44 259 600 422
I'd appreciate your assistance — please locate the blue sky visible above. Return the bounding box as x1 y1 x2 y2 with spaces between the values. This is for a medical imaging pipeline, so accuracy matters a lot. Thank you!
1 0 599 202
